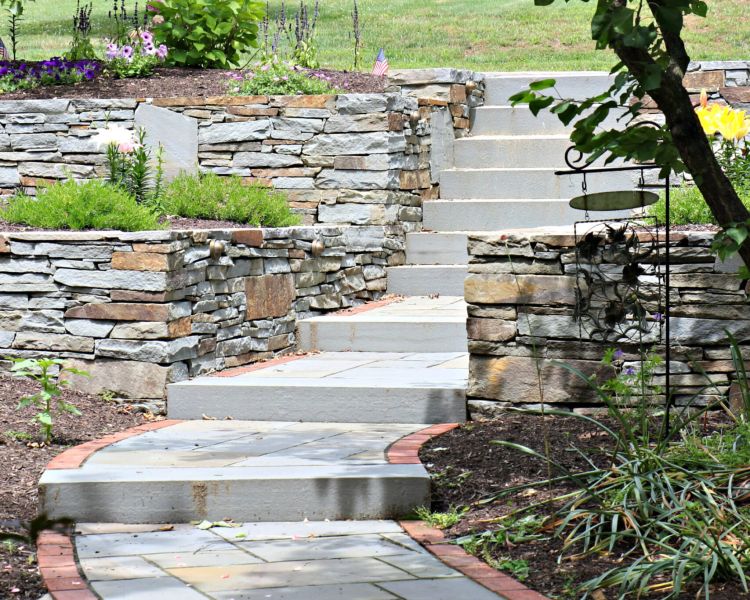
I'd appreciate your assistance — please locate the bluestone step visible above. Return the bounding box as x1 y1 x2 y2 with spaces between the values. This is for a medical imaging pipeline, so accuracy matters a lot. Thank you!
298 296 467 353
406 232 469 265
483 71 614 105
454 135 572 169
40 420 431 523
168 352 468 423
423 198 629 232
469 106 573 136
386 265 467 296
440 167 637 200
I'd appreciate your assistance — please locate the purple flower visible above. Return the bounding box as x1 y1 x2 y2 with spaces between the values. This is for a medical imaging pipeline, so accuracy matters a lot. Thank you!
119 45 134 60
624 367 636 376
141 31 154 44
260 64 270 72
142 43 156 56
653 312 664 322
156 44 168 60
613 349 624 360
106 43 118 60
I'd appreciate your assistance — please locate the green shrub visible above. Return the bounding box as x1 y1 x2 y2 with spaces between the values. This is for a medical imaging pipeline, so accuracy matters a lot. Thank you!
151 0 265 68
229 61 334 96
160 172 301 227
1 179 163 231
648 182 750 225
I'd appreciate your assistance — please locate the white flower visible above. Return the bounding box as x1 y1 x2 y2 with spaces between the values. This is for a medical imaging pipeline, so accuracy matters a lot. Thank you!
92 124 138 151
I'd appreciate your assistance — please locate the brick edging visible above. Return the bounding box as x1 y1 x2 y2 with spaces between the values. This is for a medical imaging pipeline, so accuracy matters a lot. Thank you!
37 531 96 600
390 424 550 600
45 419 181 470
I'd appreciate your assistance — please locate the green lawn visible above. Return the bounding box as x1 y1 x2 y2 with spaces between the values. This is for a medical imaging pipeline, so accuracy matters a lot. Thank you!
13 0 750 71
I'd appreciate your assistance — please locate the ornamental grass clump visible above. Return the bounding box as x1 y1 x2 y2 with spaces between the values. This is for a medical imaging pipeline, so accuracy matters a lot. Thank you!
228 59 333 96
1 179 163 231
473 343 750 599
160 172 300 227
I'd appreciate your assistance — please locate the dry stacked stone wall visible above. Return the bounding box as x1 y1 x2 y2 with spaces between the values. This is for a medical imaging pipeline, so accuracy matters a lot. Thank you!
465 227 750 418
0 69 485 234
0 225 397 411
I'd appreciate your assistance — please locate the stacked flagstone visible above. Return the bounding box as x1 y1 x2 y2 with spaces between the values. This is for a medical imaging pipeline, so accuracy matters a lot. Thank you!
465 227 750 417
0 225 397 410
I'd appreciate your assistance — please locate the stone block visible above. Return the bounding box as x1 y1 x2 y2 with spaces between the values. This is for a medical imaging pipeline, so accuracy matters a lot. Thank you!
324 114 389 133
65 319 116 337
465 273 576 305
134 103 198 181
683 70 725 92
468 355 615 404
316 169 400 190
65 302 190 322
245 273 296 320
303 132 407 156
0 99 70 114
399 170 430 190
199 120 272 144
13 332 94 353
53 269 169 291
335 94 388 114
111 251 174 272
96 336 201 363
64 358 187 399
467 318 516 342
110 317 192 340
11 133 58 151
232 152 302 168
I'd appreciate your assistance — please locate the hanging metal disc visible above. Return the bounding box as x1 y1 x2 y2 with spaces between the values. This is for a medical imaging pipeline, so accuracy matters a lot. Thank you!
569 190 659 212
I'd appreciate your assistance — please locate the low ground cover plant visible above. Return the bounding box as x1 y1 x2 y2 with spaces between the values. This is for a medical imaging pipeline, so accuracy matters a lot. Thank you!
160 172 300 227
1 178 163 231
0 57 99 93
228 59 334 96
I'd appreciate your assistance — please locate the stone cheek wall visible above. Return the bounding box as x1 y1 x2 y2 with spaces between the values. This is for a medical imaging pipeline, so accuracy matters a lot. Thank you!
0 70 484 233
0 225 396 410
465 228 749 418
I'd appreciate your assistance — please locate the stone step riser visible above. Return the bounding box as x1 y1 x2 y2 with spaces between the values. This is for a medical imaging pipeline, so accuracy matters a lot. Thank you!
41 474 429 523
454 137 571 169
483 73 614 105
387 266 467 296
469 107 572 136
298 320 468 353
405 232 469 265
439 168 637 199
423 200 629 231
168 385 467 423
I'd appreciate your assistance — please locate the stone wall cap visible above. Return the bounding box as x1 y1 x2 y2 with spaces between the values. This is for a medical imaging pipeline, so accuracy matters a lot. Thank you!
388 68 474 85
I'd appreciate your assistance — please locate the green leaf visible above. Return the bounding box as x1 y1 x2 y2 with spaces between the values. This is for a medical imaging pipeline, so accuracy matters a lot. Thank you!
529 96 555 116
529 78 557 91
36 412 53 426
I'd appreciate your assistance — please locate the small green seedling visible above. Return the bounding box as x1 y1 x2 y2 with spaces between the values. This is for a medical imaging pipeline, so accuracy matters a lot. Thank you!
10 357 88 443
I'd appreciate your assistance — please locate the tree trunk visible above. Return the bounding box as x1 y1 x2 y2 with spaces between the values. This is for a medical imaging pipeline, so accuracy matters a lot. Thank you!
610 42 750 268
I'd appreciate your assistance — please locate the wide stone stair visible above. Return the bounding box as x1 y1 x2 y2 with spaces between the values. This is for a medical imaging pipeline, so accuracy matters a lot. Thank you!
388 71 631 297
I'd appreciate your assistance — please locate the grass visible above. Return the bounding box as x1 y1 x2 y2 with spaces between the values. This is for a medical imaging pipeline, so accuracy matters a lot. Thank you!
11 0 750 71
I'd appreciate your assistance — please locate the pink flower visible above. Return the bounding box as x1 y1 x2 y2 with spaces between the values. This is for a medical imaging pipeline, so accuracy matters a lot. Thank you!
117 140 140 153
260 64 270 71
141 30 154 44
146 0 163 11
156 44 168 60
119 45 134 60
152 14 164 25
142 43 156 56
105 43 118 60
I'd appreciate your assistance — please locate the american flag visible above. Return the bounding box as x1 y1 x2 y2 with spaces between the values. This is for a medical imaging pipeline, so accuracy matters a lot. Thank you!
0 38 8 60
372 48 389 76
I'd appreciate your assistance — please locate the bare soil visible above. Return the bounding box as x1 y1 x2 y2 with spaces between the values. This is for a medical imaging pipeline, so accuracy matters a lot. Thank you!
0 66 387 100
421 415 743 599
0 374 153 599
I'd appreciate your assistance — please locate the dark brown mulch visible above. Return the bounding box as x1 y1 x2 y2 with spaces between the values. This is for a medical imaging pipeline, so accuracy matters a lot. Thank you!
0 216 266 233
0 374 153 599
421 414 743 600
0 66 386 100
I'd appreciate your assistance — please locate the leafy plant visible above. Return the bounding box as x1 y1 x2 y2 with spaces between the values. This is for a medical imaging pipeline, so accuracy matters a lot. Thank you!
647 184 750 226
414 505 467 530
9 358 88 443
259 0 320 68
228 59 333 96
0 58 100 94
105 30 168 79
3 429 33 441
4 0 33 60
1 179 164 231
65 1 96 61
160 172 300 227
150 0 265 68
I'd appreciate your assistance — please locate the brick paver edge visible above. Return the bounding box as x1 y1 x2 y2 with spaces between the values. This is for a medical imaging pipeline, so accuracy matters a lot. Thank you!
390 424 551 600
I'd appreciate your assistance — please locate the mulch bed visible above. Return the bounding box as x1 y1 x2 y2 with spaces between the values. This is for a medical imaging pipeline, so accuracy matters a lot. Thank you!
421 414 743 599
0 374 153 599
0 216 270 232
0 66 387 100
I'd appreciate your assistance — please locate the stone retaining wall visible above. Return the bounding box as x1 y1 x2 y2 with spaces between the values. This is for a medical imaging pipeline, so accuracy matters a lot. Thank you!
465 227 749 417
0 69 484 233
0 225 396 410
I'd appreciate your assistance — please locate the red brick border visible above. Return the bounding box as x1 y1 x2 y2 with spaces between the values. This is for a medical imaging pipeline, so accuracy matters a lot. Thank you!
37 531 96 600
46 419 181 470
390 424 550 600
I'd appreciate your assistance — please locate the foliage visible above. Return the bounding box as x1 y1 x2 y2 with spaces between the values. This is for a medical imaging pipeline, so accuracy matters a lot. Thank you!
649 184 750 226
104 30 168 79
414 505 467 530
95 125 164 204
0 57 99 94
479 349 750 599
228 59 333 96
65 0 96 61
1 179 164 231
259 0 320 68
713 222 750 279
9 358 87 443
150 0 265 68
160 172 300 227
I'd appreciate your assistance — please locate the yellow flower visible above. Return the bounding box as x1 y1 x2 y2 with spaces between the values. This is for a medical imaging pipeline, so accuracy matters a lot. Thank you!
695 102 724 136
714 106 750 142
